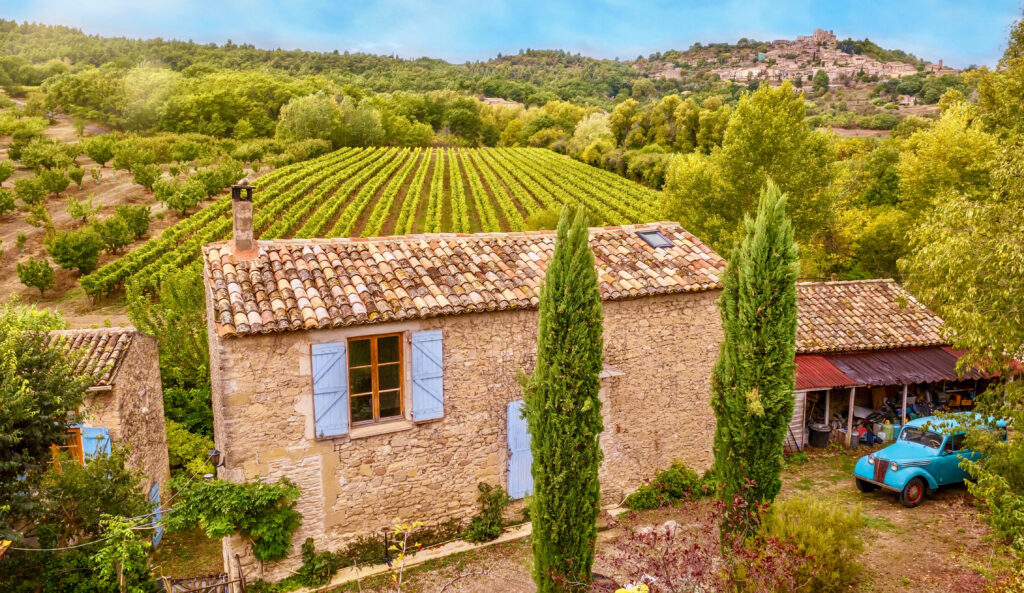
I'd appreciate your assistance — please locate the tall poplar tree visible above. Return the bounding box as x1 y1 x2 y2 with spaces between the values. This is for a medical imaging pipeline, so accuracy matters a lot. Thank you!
524 206 604 592
710 180 799 533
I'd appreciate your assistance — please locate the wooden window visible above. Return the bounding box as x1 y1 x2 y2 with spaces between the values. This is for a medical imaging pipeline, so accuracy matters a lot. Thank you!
50 428 84 467
348 334 403 425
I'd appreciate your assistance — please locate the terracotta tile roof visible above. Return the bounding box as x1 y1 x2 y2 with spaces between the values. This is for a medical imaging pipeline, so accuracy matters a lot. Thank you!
203 222 726 337
796 279 946 354
46 327 136 388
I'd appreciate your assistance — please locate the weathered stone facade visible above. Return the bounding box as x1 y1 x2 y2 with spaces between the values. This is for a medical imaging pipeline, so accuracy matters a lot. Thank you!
70 330 171 498
208 291 722 581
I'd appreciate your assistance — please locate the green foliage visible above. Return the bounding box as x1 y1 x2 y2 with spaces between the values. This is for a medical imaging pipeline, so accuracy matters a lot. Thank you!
711 181 799 534
0 160 14 184
17 256 54 295
465 482 512 543
67 165 84 188
127 264 209 388
760 496 864 592
813 69 830 94
166 477 302 562
14 176 45 206
65 194 98 222
524 206 561 231
19 136 73 170
115 204 151 238
276 91 345 147
45 227 102 275
37 167 69 197
523 206 604 592
132 162 162 190
83 135 116 166
165 418 214 476
165 177 206 215
0 188 15 217
623 461 717 511
89 517 155 593
94 214 134 254
664 82 834 252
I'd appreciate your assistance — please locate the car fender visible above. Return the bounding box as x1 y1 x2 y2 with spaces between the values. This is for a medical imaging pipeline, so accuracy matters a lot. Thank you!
889 467 938 492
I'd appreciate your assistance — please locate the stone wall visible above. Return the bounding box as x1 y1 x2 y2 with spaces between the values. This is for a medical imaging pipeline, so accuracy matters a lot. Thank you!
83 333 171 498
209 291 722 581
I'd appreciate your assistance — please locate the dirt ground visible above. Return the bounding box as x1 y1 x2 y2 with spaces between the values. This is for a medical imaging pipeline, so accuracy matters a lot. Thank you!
0 115 223 327
330 446 1013 593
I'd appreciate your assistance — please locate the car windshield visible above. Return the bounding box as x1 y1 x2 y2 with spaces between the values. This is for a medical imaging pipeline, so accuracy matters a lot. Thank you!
900 427 943 448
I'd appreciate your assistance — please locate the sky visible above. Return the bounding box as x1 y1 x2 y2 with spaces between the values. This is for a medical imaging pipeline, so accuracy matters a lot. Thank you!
2 0 1021 67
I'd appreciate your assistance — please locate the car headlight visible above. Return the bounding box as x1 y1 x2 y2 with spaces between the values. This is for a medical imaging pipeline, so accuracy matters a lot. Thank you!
867 455 875 465
890 461 899 472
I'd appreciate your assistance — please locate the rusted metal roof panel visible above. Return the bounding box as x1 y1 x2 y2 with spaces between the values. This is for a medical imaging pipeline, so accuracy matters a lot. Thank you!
795 355 857 391
828 347 965 386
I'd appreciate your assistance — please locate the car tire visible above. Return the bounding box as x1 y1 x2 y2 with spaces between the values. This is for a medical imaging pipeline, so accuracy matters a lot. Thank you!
900 477 926 508
856 478 879 493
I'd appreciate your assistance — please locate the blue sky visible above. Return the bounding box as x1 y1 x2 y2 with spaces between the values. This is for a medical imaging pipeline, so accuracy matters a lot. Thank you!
2 0 1021 67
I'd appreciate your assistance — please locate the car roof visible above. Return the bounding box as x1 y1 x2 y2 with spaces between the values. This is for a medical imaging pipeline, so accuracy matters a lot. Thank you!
904 412 1006 433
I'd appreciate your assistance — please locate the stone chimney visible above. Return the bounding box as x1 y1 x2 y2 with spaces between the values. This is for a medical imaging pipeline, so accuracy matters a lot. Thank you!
231 181 257 260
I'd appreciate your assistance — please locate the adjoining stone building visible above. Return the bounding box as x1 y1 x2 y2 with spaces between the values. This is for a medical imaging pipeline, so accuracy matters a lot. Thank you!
201 198 727 580
47 328 172 528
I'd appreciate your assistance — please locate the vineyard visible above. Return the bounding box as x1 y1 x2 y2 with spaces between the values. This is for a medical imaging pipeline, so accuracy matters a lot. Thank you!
81 147 662 296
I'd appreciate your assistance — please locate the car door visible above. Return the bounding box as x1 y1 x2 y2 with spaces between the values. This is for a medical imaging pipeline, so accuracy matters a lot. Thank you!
934 434 969 485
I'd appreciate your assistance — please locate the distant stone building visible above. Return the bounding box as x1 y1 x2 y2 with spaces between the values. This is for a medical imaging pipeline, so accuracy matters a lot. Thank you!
202 194 727 580
48 328 171 530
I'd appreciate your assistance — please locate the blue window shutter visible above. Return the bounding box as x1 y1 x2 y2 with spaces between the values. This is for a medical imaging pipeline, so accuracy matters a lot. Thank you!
411 330 444 421
81 427 110 461
507 400 533 499
312 342 349 437
149 483 164 547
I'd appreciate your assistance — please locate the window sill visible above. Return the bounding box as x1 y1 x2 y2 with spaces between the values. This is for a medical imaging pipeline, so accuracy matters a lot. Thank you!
349 419 415 440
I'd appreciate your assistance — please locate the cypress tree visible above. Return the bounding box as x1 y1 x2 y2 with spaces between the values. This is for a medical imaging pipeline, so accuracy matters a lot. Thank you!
524 206 604 592
710 179 799 533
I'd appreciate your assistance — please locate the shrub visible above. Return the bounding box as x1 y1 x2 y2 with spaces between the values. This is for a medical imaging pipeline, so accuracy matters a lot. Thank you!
624 461 714 511
66 195 98 223
83 135 115 167
14 177 45 206
45 228 102 275
285 138 332 162
760 495 864 592
131 163 162 190
68 166 85 189
164 385 213 436
465 482 511 543
114 204 150 239
38 167 69 197
0 160 14 185
165 419 214 476
0 189 14 217
90 166 102 184
17 257 55 295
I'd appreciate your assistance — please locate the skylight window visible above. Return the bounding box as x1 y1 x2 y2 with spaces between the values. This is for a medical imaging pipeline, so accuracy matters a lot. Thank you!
637 229 673 248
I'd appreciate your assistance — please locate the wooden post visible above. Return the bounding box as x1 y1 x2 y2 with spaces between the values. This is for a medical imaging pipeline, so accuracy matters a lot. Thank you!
824 388 831 423
235 554 246 593
901 384 909 426
847 386 856 447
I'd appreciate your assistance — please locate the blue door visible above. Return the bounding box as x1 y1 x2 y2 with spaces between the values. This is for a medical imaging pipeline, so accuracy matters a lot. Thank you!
148 483 164 547
507 400 533 499
934 434 970 485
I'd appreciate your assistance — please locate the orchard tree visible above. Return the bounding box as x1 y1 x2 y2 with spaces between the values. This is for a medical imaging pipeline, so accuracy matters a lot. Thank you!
14 177 45 206
0 160 14 185
82 135 115 167
94 215 134 254
0 189 14 217
38 168 69 198
523 207 604 592
115 204 150 239
711 180 799 534
68 165 85 189
17 257 55 295
131 162 162 191
45 228 102 275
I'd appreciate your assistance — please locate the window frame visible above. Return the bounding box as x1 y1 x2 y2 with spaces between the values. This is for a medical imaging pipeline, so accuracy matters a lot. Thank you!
347 333 405 427
51 427 84 467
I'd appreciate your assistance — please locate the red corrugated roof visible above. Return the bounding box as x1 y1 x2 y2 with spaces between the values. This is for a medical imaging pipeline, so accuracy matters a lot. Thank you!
828 347 970 386
795 355 857 391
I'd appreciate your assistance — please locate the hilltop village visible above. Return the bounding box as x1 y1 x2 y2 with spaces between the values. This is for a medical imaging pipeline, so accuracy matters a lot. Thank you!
649 28 958 85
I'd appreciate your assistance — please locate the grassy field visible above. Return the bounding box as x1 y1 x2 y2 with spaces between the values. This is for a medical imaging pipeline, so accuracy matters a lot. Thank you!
81 146 663 296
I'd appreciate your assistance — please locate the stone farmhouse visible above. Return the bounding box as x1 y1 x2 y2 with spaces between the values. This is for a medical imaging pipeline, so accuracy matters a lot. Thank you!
47 327 172 540
202 193 727 580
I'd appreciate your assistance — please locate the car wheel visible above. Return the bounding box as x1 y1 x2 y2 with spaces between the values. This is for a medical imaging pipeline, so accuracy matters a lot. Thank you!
900 477 926 508
856 478 879 493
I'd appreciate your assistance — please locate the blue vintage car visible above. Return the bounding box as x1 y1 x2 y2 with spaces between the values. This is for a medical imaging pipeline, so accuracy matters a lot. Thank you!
853 414 1001 508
